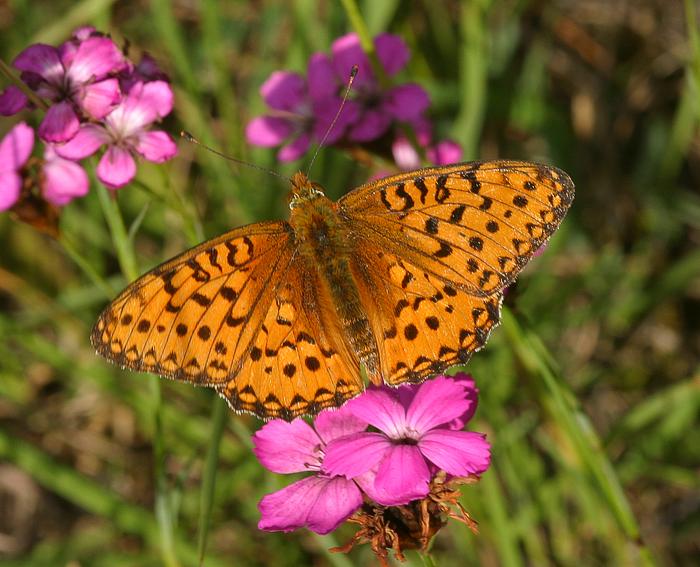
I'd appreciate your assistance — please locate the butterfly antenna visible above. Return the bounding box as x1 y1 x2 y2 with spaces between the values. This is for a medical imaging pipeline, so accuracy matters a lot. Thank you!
306 64 358 176
180 131 286 181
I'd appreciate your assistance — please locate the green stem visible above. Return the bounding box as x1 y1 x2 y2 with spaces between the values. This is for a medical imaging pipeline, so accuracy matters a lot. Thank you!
338 0 425 160
59 233 115 298
95 182 139 281
150 375 181 567
95 178 177 566
339 0 390 87
197 396 228 565
0 57 49 110
501 309 656 567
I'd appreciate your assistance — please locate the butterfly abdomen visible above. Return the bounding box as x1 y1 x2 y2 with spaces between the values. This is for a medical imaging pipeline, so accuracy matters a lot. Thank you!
290 193 381 384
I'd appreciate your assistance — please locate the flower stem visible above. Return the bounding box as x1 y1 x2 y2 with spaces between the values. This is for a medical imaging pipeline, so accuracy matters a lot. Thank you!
59 233 116 298
94 182 139 281
0 57 49 110
196 396 227 565
339 0 390 88
95 177 179 566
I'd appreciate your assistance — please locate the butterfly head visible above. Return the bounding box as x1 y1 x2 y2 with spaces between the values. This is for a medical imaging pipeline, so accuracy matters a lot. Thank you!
289 171 326 209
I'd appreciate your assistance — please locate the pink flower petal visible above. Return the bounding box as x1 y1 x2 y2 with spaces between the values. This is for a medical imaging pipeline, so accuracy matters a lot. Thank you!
428 140 463 166
322 432 391 478
245 116 293 147
67 37 125 83
73 26 99 41
260 71 306 111
405 376 472 433
277 132 312 162
80 78 121 118
443 373 478 430
106 81 173 137
134 131 177 163
392 136 421 171
38 101 80 143
332 33 373 88
258 476 361 534
0 122 34 171
304 476 363 534
138 80 174 118
252 418 322 474
97 146 136 188
0 172 21 211
375 33 410 76
313 405 368 444
384 84 430 121
344 389 407 437
311 97 358 144
418 430 491 476
307 52 337 101
13 44 64 85
55 124 108 159
373 445 431 505
0 86 29 116
42 148 89 206
348 108 391 142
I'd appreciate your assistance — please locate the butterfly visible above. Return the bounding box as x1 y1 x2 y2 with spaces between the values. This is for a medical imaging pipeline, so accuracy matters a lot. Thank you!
92 160 574 420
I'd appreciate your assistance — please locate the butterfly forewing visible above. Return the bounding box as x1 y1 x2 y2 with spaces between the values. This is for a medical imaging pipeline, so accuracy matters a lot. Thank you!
92 222 293 385
339 160 574 296
92 221 364 420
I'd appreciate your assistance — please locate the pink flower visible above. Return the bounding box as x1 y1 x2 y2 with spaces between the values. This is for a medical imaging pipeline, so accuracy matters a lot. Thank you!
331 33 430 142
392 118 463 170
42 145 88 205
0 86 29 116
56 80 177 188
245 54 357 162
13 36 125 142
323 374 490 506
0 122 34 211
119 53 169 93
252 406 368 534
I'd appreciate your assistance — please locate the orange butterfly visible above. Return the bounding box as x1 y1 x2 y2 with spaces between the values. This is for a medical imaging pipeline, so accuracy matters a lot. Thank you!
92 161 574 420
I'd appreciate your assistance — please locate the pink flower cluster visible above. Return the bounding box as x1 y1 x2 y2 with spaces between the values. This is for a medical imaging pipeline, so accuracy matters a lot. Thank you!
252 374 490 535
0 27 177 212
246 33 462 168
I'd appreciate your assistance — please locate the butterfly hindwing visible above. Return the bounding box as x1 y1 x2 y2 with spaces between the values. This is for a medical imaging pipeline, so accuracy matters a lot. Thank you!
349 239 502 385
216 260 363 420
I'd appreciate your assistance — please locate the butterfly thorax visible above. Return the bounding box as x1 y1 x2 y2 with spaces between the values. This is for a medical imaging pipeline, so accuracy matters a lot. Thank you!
288 172 381 384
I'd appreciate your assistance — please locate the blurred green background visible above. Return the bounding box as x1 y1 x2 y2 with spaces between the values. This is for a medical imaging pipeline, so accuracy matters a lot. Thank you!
1 0 698 565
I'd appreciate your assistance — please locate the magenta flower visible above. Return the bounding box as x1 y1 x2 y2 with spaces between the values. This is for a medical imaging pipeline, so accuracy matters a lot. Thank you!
0 122 34 211
42 145 88 206
12 36 125 142
0 86 29 116
245 54 356 162
56 80 177 188
252 405 368 534
392 118 463 170
323 375 490 506
330 33 430 142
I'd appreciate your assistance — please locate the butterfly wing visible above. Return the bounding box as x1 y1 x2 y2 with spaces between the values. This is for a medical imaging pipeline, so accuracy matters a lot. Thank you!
340 160 574 296
339 160 574 384
348 240 503 385
92 221 363 419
